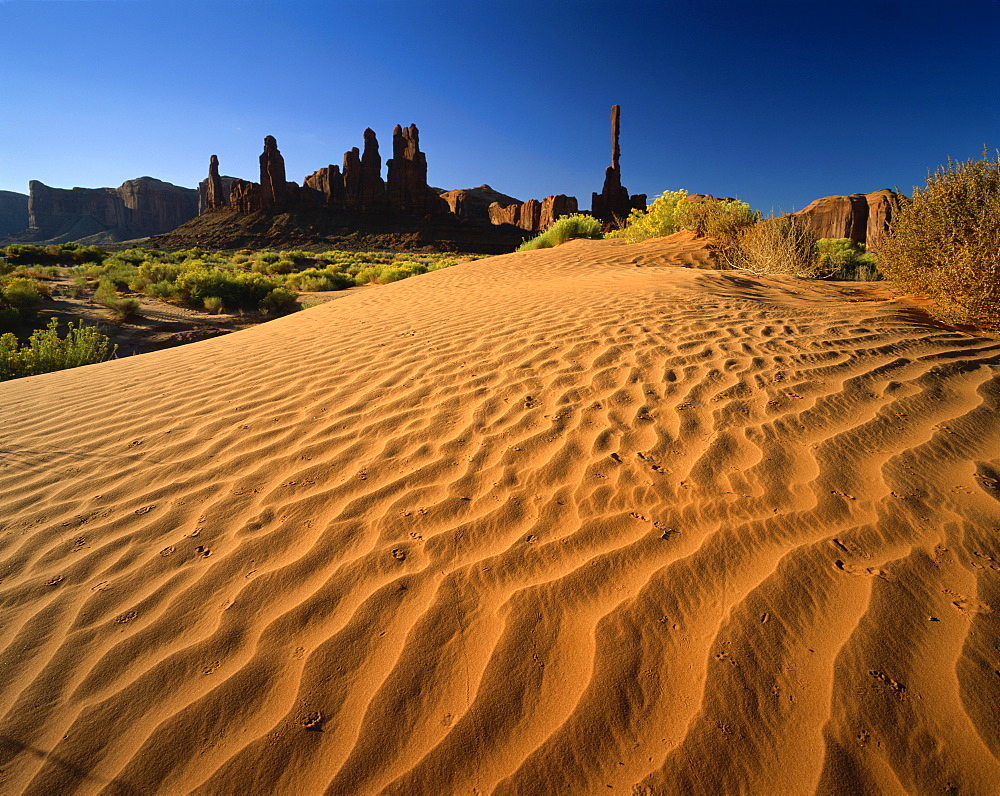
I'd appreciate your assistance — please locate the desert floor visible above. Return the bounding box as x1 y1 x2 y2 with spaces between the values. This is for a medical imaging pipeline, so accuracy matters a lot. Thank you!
1 234 998 794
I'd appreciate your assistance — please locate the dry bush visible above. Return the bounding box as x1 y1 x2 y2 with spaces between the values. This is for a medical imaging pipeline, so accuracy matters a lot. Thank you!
877 148 1000 327
737 214 820 277
680 199 759 267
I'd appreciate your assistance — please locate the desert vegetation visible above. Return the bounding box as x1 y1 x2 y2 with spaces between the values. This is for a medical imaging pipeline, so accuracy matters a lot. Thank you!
877 148 1000 328
616 192 881 281
0 318 114 381
0 242 468 379
517 214 604 251
0 243 465 320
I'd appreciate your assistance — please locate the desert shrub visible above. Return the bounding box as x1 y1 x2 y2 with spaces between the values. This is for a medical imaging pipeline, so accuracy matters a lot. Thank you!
616 190 690 243
426 257 458 271
877 148 1000 326
146 279 180 301
93 279 141 319
259 287 299 315
678 198 760 267
112 296 142 319
353 266 379 285
815 238 881 281
173 268 276 310
1 243 106 268
203 296 225 314
285 268 354 292
2 278 46 312
737 214 820 277
373 267 411 284
12 265 60 280
0 318 115 381
517 214 604 251
129 262 182 291
353 261 428 285
252 258 297 275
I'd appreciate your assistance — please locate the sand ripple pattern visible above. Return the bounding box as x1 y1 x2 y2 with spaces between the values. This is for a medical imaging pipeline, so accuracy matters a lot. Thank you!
1 238 998 794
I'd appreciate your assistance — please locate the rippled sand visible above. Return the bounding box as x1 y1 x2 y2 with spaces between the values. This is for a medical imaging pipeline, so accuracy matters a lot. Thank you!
1 234 998 794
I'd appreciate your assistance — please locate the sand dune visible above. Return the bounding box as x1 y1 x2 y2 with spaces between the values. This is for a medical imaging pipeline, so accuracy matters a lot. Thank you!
1 235 998 794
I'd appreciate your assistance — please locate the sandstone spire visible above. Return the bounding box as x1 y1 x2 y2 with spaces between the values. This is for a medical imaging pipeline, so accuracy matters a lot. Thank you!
205 155 226 211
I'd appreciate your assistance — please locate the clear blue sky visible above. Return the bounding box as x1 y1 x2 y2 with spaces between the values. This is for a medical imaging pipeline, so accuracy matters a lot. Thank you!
2 0 999 212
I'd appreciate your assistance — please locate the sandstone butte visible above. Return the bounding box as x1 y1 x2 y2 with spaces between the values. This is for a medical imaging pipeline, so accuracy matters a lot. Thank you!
201 127 581 236
0 231 997 794
10 177 198 244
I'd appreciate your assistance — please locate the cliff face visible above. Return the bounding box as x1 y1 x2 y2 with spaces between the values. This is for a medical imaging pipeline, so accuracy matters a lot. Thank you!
0 190 29 238
22 177 198 243
487 194 578 232
440 185 521 225
793 189 897 250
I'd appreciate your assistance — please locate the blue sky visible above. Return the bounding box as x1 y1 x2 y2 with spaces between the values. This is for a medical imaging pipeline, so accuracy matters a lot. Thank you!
2 0 999 212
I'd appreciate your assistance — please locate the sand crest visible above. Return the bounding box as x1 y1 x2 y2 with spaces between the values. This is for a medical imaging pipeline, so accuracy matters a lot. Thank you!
1 236 998 794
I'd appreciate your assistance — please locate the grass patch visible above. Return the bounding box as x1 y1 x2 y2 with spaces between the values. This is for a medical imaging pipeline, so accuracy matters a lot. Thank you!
518 214 604 251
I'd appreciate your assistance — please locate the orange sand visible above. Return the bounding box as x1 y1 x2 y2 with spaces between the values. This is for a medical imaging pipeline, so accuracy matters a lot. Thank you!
1 235 998 794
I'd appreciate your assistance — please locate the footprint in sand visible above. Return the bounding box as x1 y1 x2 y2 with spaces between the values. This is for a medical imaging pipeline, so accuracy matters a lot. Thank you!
301 711 324 731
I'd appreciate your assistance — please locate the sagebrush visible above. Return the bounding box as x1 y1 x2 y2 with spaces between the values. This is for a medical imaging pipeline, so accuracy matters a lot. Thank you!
877 148 1000 327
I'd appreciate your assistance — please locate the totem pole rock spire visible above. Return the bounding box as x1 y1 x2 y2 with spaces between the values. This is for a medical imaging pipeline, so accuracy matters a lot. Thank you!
591 105 646 225
611 104 621 172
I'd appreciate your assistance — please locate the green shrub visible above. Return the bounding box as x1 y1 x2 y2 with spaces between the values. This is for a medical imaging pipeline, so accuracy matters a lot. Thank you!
616 190 690 243
518 214 605 251
259 287 299 315
93 279 141 319
285 269 354 291
0 318 115 381
203 296 225 314
737 214 820 277
877 148 1000 326
2 277 45 315
146 279 180 301
173 268 276 310
129 262 182 291
815 238 881 281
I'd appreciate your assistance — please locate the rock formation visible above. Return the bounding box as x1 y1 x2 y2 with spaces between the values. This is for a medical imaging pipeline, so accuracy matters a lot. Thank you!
206 127 447 219
487 194 578 232
342 147 363 207
360 128 386 210
0 190 29 238
539 195 578 230
440 185 521 225
200 155 235 213
260 135 297 209
227 180 261 215
386 125 448 216
794 189 896 249
198 174 238 214
591 105 646 225
303 165 345 207
864 189 895 250
487 202 520 227
20 178 197 243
